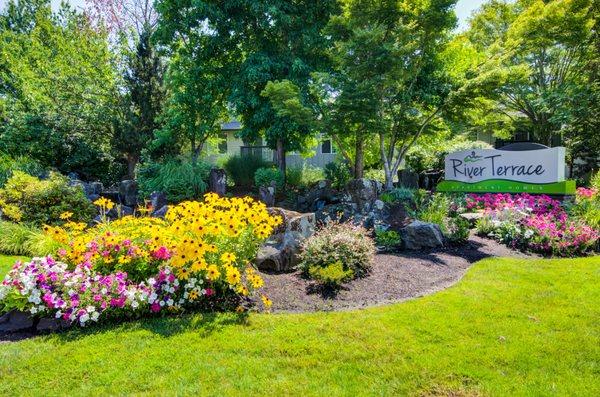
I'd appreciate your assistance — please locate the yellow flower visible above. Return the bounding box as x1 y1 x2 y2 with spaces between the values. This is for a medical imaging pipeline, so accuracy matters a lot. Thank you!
249 274 264 289
59 211 73 220
188 289 199 300
206 265 220 281
177 267 190 280
191 260 207 272
261 294 272 309
226 267 241 285
221 252 236 265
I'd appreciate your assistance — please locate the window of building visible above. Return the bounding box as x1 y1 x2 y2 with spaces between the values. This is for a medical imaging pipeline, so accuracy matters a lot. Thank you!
321 138 336 154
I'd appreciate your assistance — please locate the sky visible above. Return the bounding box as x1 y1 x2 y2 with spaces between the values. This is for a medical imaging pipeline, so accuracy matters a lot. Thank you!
2 0 487 32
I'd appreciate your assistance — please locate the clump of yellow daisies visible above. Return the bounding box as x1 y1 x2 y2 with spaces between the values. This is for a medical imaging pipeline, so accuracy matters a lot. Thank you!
38 193 281 316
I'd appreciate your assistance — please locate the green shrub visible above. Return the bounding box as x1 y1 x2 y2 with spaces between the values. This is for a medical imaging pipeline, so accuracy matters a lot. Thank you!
417 193 451 233
446 216 470 244
374 228 402 249
299 222 375 278
254 167 284 190
380 187 415 204
224 155 272 187
286 165 325 188
308 261 354 288
591 171 600 190
0 171 95 226
0 153 44 187
324 162 351 190
138 159 211 203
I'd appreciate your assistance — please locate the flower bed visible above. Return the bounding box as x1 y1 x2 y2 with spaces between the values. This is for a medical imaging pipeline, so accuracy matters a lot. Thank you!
468 192 599 256
0 194 281 327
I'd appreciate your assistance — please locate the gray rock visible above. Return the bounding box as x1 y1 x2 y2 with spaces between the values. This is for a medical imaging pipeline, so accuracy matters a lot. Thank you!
460 212 483 225
296 180 337 212
343 178 382 213
209 168 227 196
259 186 276 207
118 180 138 207
150 191 168 211
152 205 169 218
400 220 444 250
0 310 34 332
87 194 100 202
106 205 134 219
88 182 104 196
255 231 304 272
397 169 419 189
267 208 315 239
36 317 70 332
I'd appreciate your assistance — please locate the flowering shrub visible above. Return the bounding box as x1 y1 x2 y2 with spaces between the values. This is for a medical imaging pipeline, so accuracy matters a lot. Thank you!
299 222 375 279
0 193 281 326
470 193 598 256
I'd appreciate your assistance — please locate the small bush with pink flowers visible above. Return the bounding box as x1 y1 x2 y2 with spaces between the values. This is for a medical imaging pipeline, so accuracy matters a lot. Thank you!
470 193 599 257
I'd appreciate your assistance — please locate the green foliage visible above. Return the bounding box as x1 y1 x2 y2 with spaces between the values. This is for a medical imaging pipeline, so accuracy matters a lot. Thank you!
299 222 375 278
406 138 493 173
374 228 402 250
286 165 325 189
380 188 416 204
446 216 471 245
324 162 351 190
416 193 451 235
254 167 284 190
364 168 385 183
0 171 95 226
224 155 273 188
137 159 211 203
0 221 35 255
307 261 354 288
0 153 44 187
0 0 119 181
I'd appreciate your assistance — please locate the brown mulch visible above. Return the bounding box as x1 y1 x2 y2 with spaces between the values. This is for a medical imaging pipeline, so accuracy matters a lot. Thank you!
259 234 533 313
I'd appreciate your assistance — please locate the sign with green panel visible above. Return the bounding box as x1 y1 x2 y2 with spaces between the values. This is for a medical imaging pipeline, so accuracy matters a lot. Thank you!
437 147 576 195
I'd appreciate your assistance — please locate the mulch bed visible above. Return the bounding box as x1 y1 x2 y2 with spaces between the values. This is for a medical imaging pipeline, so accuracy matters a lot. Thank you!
259 234 533 313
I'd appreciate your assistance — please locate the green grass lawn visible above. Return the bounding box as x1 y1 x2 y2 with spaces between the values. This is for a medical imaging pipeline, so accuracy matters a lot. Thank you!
0 255 599 396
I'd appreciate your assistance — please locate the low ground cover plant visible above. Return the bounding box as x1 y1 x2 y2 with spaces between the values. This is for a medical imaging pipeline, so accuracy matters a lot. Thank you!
0 194 281 326
374 228 402 250
0 171 95 226
299 222 375 287
470 192 598 256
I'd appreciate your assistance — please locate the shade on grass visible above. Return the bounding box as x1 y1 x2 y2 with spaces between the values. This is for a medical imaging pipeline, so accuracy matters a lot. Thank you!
0 256 599 396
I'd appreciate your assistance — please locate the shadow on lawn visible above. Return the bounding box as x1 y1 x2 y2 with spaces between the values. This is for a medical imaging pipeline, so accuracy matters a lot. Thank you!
1 311 249 343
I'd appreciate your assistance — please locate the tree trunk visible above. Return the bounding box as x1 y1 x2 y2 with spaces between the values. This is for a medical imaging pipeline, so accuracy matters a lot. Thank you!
276 138 287 184
354 135 365 179
126 154 139 180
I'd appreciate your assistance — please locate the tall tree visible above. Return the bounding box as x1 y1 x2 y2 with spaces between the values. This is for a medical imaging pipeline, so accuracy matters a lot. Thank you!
86 0 164 178
154 0 337 175
465 0 595 146
0 0 119 180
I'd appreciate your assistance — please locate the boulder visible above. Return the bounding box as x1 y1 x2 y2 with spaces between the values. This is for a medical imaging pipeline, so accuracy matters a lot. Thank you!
118 180 138 207
267 208 315 239
36 317 70 333
87 182 104 196
256 209 316 272
296 180 338 212
151 205 169 218
106 204 134 219
255 231 303 272
398 169 419 189
460 212 483 226
259 185 276 207
399 220 444 250
343 178 382 213
0 310 34 332
150 191 168 211
209 168 227 196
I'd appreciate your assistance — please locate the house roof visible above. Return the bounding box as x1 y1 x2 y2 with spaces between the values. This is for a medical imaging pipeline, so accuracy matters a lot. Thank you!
221 120 242 130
